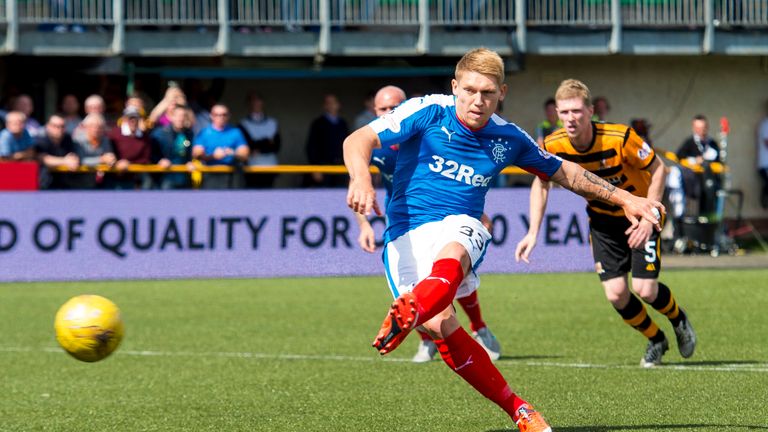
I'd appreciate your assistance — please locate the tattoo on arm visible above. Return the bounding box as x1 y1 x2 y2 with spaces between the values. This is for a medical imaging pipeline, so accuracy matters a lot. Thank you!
570 170 616 202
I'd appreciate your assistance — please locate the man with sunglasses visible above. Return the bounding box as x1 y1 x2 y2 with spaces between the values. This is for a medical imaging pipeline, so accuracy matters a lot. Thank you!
192 104 249 189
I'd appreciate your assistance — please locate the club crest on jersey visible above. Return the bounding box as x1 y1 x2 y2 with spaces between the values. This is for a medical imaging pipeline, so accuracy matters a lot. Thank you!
638 141 652 160
490 138 509 163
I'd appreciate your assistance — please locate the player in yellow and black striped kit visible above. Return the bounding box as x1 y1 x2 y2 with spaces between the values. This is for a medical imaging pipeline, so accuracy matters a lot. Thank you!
515 79 697 367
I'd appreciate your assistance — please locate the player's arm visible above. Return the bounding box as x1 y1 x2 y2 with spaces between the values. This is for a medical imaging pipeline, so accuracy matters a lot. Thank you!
515 176 551 263
343 125 382 216
550 160 664 232
354 212 377 253
627 156 666 249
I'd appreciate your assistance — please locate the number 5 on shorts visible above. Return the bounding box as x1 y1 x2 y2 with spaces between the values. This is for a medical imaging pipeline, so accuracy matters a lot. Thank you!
644 240 657 263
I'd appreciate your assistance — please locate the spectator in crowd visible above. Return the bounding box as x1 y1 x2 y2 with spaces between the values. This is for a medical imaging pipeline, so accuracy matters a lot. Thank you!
592 96 610 122
148 84 187 130
0 111 35 161
238 92 281 188
758 102 768 209
353 91 377 130
534 98 562 147
676 114 721 217
677 114 720 164
60 94 83 135
192 104 249 189
108 106 152 189
73 94 108 142
72 113 117 189
84 94 106 116
150 104 194 190
123 96 149 132
35 114 79 189
11 94 45 138
305 93 349 187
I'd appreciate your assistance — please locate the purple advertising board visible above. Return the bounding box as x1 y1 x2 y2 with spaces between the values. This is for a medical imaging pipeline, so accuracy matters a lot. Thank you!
0 189 592 282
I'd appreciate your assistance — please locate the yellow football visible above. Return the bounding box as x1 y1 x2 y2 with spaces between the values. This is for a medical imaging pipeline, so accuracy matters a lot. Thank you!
54 295 124 362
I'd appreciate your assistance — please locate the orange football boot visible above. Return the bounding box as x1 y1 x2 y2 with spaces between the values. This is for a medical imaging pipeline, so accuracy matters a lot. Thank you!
515 403 552 432
372 292 420 355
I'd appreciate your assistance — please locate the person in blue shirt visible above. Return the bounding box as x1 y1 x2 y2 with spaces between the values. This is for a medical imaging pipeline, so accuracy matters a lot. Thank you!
355 85 503 364
344 48 665 432
0 111 35 161
192 104 249 189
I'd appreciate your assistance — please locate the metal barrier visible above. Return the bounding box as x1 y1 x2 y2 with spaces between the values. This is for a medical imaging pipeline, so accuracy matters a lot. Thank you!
17 0 113 24
9 0 767 28
717 0 768 26
229 0 320 26
329 0 419 25
50 163 529 175
526 0 612 26
623 0 705 27
432 0 514 26
230 0 507 27
45 163 530 190
125 0 218 25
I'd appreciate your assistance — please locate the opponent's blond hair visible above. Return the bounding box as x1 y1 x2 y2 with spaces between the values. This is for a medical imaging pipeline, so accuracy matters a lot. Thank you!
555 79 592 107
455 48 505 86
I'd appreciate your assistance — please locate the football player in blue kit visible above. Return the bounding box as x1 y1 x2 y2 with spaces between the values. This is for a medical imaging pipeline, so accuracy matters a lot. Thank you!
344 48 664 432
354 85 503 364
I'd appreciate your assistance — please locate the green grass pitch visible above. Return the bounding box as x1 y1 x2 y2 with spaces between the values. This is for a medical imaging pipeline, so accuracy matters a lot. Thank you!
1 269 767 431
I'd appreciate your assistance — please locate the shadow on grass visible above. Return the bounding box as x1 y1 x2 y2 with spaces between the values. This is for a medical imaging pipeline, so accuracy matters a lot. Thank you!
664 359 765 367
488 424 768 432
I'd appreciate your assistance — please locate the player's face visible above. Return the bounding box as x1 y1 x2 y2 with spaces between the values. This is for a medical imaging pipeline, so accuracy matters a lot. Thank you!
556 97 593 140
452 71 506 130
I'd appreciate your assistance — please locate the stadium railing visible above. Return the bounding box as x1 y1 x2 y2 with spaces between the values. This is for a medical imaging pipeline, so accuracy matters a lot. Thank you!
6 1 767 39
46 163 534 189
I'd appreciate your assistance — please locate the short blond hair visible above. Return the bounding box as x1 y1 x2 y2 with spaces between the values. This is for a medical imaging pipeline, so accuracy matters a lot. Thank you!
455 48 505 86
555 79 592 107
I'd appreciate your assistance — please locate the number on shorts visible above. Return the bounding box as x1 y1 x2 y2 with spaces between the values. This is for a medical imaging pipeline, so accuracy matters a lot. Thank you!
644 240 657 263
459 225 474 237
460 225 486 252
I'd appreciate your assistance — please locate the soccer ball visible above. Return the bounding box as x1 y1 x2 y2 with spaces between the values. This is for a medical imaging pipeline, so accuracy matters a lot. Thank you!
54 295 124 362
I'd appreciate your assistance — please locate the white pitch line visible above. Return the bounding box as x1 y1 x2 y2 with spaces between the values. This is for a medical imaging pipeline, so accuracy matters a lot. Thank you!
2 346 767 373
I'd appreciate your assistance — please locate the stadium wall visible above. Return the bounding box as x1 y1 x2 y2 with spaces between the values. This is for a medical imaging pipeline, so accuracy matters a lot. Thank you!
0 189 592 282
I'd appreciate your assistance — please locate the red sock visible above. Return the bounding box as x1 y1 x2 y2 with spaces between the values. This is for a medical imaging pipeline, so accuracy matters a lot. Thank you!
457 291 486 333
412 258 464 326
435 327 527 422
417 329 432 341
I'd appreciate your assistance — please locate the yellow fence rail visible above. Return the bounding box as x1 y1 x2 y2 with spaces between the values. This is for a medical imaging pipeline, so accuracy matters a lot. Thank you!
51 164 531 175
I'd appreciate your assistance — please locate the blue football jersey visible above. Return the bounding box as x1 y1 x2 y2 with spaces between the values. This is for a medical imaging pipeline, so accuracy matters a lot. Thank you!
370 144 398 209
368 94 563 243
